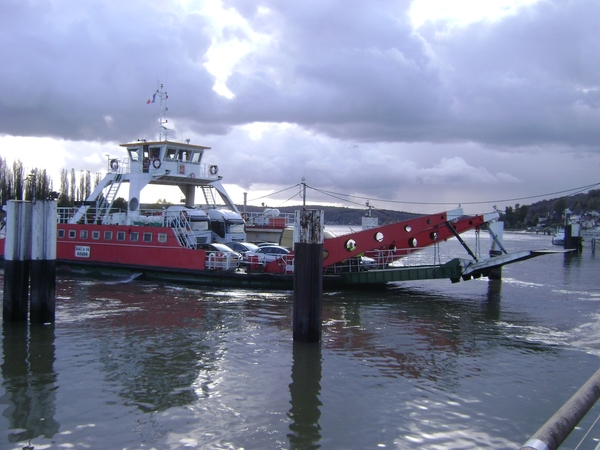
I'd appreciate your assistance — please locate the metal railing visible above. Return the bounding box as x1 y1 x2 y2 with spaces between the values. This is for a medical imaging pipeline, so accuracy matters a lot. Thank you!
520 368 600 450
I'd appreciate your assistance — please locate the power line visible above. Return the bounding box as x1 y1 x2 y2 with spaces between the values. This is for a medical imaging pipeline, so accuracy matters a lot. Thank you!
247 183 301 203
306 182 600 207
244 181 600 210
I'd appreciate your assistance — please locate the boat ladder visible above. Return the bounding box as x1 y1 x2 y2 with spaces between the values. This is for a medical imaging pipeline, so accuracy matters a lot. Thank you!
200 186 218 206
173 216 197 249
95 173 124 224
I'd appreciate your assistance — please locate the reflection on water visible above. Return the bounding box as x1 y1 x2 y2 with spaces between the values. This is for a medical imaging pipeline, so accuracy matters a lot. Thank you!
288 342 322 449
1 323 59 443
483 279 502 320
1 231 600 449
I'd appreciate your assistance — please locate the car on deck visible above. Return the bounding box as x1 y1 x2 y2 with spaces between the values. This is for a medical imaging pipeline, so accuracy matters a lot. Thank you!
245 245 291 263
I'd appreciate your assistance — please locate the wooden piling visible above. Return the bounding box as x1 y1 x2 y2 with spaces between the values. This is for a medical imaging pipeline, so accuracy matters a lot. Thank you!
293 210 324 343
3 201 32 322
30 201 57 324
488 221 504 280
564 224 582 251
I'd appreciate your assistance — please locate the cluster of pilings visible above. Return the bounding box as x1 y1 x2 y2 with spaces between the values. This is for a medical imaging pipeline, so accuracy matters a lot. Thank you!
3 200 57 324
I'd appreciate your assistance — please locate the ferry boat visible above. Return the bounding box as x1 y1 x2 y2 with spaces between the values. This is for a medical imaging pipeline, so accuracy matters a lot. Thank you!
0 89 556 289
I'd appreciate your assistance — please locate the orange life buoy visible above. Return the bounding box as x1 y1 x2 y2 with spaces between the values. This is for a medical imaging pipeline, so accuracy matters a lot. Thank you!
110 159 119 171
209 165 218 175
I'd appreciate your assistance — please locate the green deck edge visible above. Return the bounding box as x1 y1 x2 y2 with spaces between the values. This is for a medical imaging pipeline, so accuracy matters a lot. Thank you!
340 259 464 284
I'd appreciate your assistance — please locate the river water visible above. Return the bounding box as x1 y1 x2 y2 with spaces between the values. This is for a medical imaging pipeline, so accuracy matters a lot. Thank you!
1 230 600 449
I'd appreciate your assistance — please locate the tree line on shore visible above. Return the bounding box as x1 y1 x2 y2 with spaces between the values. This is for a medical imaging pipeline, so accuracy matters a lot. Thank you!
502 189 600 229
0 156 101 208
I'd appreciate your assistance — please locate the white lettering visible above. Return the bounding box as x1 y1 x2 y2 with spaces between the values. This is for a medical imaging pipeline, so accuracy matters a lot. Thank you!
75 246 90 258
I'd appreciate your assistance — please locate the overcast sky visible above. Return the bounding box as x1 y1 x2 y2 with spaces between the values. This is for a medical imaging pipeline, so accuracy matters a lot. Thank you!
1 0 599 214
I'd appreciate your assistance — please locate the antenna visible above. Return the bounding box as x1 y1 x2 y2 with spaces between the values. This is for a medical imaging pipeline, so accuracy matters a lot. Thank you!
157 83 169 141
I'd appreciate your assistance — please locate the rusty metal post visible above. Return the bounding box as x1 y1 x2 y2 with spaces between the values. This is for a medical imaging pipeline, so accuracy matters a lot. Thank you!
293 209 324 343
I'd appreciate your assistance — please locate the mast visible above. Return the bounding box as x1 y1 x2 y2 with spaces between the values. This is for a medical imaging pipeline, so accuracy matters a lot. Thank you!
158 83 169 141
148 83 169 141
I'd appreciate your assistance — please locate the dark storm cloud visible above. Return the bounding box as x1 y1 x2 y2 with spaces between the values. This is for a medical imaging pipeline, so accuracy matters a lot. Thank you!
219 0 451 140
2 0 598 149
216 0 600 147
0 0 219 141
1 0 599 214
422 0 600 147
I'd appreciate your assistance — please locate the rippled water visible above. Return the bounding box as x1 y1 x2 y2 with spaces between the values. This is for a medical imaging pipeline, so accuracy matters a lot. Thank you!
1 231 600 449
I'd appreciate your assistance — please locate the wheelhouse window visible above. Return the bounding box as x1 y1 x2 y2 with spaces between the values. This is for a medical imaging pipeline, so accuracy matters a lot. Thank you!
117 231 126 241
104 231 113 240
149 147 161 160
128 148 140 162
130 232 139 242
92 231 100 240
166 148 177 160
69 230 76 239
143 232 152 242
178 150 191 162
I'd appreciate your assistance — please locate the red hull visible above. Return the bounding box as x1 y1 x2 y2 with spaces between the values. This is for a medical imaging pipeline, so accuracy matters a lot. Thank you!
55 224 207 271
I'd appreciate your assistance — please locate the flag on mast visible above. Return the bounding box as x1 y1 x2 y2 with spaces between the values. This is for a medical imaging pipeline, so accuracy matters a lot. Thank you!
146 92 157 104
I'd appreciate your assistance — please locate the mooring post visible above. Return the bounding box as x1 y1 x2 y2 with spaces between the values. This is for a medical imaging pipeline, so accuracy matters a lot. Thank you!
293 209 324 343
488 220 504 280
565 223 583 251
3 201 32 322
30 201 57 324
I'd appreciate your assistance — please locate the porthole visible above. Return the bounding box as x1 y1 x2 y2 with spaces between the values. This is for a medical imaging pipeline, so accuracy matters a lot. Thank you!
345 239 357 252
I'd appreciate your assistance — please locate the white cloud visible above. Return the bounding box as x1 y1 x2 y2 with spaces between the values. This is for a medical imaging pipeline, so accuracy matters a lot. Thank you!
409 0 543 28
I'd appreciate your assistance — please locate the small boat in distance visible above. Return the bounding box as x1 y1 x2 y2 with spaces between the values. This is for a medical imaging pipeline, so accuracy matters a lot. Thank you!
552 228 565 246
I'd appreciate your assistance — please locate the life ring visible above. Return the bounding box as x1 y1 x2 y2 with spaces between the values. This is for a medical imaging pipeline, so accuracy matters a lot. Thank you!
152 159 161 169
189 173 196 179
180 210 188 221
241 212 249 221
209 165 218 175
110 159 119 171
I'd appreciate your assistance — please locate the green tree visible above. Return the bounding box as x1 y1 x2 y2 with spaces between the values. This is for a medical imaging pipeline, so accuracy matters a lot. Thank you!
553 198 567 214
